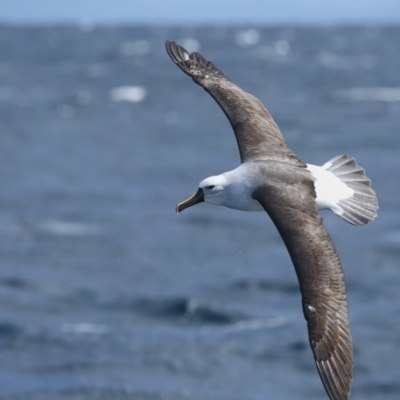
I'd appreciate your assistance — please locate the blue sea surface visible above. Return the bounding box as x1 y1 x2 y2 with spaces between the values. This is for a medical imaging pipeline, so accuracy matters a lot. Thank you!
0 25 399 399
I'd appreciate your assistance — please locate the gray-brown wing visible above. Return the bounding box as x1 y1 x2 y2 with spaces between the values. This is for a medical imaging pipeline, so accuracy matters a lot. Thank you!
252 175 353 400
165 40 302 165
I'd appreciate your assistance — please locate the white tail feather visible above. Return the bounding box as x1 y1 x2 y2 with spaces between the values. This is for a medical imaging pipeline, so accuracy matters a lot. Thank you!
322 154 378 226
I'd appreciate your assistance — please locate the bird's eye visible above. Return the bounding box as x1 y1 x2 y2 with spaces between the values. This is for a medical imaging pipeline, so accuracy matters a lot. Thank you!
205 185 215 190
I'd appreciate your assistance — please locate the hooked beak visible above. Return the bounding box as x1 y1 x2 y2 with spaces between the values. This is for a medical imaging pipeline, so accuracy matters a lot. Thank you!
176 188 204 214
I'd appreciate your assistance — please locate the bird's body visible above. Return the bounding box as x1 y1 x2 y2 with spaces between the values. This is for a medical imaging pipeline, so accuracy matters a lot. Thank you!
165 40 378 400
196 160 359 214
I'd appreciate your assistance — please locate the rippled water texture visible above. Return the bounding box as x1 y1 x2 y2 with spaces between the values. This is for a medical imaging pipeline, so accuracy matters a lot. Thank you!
0 25 399 399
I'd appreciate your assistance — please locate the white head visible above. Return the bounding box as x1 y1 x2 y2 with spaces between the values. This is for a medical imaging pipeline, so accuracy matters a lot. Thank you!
176 166 262 213
176 174 229 213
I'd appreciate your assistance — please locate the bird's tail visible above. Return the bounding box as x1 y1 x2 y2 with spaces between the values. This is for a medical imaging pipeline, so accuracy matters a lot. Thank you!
323 154 378 226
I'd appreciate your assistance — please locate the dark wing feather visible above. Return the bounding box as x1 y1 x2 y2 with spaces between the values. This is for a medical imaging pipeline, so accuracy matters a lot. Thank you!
252 170 353 400
165 40 302 165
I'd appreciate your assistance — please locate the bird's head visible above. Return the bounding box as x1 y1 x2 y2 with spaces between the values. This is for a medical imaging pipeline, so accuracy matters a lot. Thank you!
175 175 228 213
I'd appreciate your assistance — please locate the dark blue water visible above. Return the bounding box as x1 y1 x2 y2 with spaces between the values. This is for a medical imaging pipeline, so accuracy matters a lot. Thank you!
0 24 399 399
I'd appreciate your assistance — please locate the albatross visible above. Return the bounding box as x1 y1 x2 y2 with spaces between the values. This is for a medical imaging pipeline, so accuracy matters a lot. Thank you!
165 40 378 400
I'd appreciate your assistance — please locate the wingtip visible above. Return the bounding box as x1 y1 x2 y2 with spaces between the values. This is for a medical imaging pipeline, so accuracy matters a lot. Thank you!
314 345 353 400
165 40 176 63
165 40 188 64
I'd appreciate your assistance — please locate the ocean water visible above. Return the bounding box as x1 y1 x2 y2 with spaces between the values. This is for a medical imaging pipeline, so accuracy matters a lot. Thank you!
0 24 399 400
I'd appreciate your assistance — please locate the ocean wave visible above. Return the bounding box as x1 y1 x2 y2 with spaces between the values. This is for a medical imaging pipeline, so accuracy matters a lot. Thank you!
334 87 400 102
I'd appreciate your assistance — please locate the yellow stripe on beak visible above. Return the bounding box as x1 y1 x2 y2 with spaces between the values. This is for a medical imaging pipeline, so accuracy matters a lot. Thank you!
176 188 205 214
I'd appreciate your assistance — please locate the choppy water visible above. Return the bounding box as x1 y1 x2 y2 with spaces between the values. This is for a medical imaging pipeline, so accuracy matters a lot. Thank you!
0 24 399 400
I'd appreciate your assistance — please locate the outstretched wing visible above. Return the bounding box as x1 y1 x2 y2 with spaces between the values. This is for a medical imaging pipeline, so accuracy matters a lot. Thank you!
165 40 302 166
252 173 353 400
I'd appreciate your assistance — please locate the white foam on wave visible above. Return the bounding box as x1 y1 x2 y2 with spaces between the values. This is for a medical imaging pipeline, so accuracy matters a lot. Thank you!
61 323 109 335
14 219 99 237
79 19 95 33
257 39 291 61
179 38 200 52
230 316 287 331
109 86 147 103
235 29 260 48
41 220 95 236
319 51 376 70
274 39 290 56
335 87 400 102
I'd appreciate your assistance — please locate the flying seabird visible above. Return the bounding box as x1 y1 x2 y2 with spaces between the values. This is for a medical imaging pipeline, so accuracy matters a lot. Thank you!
165 40 378 400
